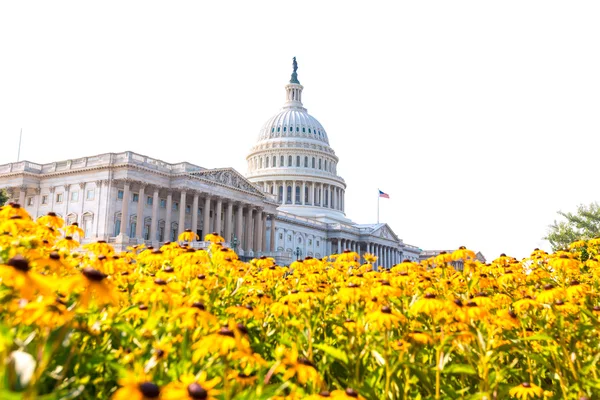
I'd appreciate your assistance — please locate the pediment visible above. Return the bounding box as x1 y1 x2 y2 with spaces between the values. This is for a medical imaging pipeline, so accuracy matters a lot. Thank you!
194 168 264 197
370 224 400 242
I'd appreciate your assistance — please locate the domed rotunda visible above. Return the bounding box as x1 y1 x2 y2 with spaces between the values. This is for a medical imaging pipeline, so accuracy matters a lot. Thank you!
246 58 348 223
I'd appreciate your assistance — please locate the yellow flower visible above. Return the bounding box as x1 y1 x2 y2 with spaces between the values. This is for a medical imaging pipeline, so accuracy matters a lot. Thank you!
204 232 225 243
65 223 85 238
365 306 405 330
37 212 64 229
508 382 543 399
451 246 476 261
0 255 54 299
411 293 444 316
330 388 366 399
178 229 199 242
62 267 120 308
112 370 160 400
275 344 320 385
161 372 221 400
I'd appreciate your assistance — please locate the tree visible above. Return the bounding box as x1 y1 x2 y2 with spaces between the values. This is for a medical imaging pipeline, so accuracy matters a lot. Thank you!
545 202 600 251
0 189 7 207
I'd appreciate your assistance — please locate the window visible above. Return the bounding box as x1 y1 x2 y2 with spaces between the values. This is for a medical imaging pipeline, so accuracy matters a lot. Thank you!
287 234 292 241
295 186 301 204
324 160 327 170
316 241 320 247
147 196 153 205
279 233 283 240
41 195 48 205
86 189 95 200
132 193 139 202
278 186 283 203
296 127 299 132
288 155 292 166
186 204 191 214
173 202 179 211
304 156 308 167
277 127 280 132
302 127 305 133
309 128 311 133
265 157 269 168
70 191 79 202
286 186 292 204
312 157 315 168
296 156 300 166
117 190 124 200
280 156 284 166
273 156 276 167
26 197 34 206
308 239 312 246
160 199 166 208
283 127 286 132
83 215 93 238
56 193 64 203
319 159 322 170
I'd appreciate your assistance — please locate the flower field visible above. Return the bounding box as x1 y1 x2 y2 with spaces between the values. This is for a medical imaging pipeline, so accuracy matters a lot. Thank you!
1 203 600 399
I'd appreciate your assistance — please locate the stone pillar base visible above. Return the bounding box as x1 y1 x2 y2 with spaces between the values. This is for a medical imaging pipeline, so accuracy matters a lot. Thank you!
115 234 130 244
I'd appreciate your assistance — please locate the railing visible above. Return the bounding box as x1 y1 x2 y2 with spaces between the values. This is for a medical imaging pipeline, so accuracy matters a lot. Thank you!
0 151 205 176
246 167 346 183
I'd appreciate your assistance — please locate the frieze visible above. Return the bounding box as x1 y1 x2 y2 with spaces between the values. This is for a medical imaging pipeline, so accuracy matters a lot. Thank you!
198 169 263 196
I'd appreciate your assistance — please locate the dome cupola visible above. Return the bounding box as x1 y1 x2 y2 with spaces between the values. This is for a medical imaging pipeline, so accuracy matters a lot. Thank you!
246 58 348 223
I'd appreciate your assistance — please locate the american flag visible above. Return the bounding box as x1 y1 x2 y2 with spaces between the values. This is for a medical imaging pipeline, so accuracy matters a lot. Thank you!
379 190 390 199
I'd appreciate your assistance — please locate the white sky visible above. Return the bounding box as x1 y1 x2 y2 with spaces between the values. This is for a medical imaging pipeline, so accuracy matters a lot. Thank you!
1 1 599 260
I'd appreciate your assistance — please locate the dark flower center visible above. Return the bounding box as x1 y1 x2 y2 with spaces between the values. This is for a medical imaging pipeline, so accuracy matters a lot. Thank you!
197 274 206 280
187 383 208 399
381 306 392 314
218 327 235 337
192 302 205 310
8 255 30 272
345 388 359 398
164 266 174 273
521 382 531 388
154 279 167 285
49 252 60 260
298 357 315 368
543 284 554 290
454 299 463 307
48 211 56 216
319 391 331 397
82 267 106 282
138 382 160 398
139 304 148 310
424 293 436 299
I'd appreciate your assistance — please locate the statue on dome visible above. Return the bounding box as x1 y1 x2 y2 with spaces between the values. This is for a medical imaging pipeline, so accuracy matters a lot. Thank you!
290 57 300 84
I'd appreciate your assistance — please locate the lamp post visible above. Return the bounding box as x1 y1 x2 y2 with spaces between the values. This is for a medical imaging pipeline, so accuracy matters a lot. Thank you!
293 246 302 261
231 235 239 254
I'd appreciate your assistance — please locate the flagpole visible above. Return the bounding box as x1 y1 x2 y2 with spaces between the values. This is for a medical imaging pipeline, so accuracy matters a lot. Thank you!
377 189 380 224
17 128 22 162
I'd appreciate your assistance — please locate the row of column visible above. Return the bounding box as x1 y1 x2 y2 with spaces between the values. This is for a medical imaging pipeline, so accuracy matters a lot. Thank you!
118 182 272 254
261 180 345 211
333 238 402 270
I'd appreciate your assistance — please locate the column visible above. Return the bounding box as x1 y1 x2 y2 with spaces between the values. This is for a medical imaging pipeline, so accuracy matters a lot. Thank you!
245 207 254 252
225 201 233 242
341 190 345 212
235 203 244 244
136 184 146 239
332 187 336 210
319 183 324 206
214 198 223 235
150 187 159 241
311 182 315 206
269 215 276 252
202 196 211 239
18 186 26 205
164 191 172 241
301 181 306 205
191 192 199 239
283 182 288 204
292 181 297 204
337 239 341 254
78 183 86 226
255 208 263 253
178 190 187 235
119 182 130 236
261 213 267 252
280 182 285 205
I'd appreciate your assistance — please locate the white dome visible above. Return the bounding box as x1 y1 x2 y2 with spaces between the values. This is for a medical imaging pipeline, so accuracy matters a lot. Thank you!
258 108 329 144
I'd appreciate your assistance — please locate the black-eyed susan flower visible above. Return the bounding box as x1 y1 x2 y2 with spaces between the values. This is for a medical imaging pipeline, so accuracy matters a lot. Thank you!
112 370 161 400
508 382 543 399
0 255 54 299
161 372 220 400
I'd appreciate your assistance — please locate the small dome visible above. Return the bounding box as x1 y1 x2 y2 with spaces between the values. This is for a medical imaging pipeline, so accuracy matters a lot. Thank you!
258 108 329 144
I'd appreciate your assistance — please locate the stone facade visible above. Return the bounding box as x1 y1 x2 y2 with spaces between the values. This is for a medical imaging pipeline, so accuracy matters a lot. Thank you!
0 60 423 267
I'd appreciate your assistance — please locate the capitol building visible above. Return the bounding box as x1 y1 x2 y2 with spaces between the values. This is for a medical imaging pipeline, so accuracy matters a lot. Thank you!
0 60 422 267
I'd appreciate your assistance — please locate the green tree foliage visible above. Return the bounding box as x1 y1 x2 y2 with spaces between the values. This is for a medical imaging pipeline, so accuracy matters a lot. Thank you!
0 189 7 207
545 202 600 250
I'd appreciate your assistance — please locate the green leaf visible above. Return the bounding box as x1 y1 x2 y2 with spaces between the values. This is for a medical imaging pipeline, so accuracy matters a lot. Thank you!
313 343 348 364
442 363 477 375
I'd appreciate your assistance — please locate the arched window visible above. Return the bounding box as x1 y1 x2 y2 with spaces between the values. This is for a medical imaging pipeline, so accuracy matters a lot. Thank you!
286 186 292 204
265 157 269 168
114 212 121 237
82 212 94 238
273 156 277 167
319 159 322 170
304 156 308 167
144 217 151 240
312 157 315 168
280 155 285 166
66 213 77 226
324 160 327 171
260 158 263 169
295 186 301 204
325 190 329 207
278 186 283 203
296 155 300 166
171 222 178 242
288 155 292 166
158 220 165 242
304 187 309 204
